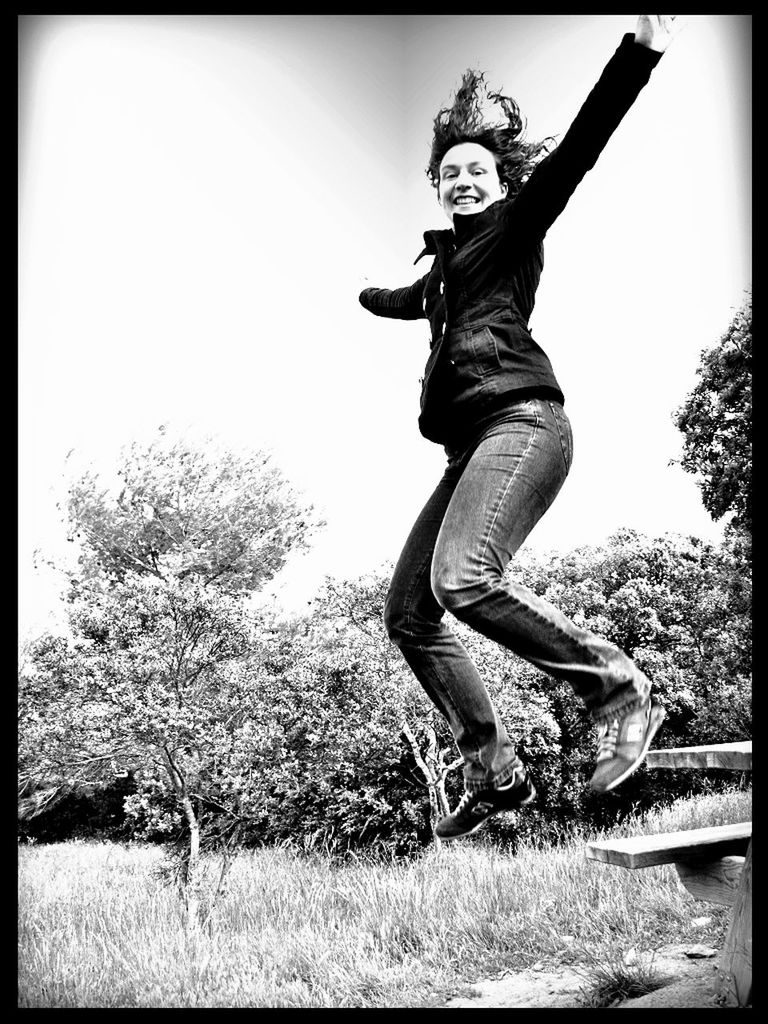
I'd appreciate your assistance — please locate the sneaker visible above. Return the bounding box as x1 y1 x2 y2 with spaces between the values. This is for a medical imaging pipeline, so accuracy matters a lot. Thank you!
588 699 666 793
434 771 536 841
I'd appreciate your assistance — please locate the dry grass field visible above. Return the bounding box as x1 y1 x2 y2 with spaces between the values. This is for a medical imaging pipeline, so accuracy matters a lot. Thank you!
18 787 750 1008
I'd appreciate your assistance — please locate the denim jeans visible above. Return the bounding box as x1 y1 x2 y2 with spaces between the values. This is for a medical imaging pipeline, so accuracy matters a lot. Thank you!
384 398 651 793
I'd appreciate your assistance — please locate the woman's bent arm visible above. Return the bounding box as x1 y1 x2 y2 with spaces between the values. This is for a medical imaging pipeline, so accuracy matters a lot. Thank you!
359 274 430 321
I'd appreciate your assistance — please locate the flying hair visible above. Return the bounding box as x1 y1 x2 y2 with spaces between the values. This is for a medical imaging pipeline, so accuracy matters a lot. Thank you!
427 69 555 199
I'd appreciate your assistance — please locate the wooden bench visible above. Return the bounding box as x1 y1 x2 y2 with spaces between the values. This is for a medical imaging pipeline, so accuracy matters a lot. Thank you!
646 740 752 772
585 741 752 1007
587 821 750 902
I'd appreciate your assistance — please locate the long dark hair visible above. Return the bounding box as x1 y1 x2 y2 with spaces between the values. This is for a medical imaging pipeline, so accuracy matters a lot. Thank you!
427 69 554 199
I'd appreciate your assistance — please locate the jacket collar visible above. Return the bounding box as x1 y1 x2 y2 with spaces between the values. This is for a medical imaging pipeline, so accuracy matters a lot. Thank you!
414 229 451 265
413 200 507 264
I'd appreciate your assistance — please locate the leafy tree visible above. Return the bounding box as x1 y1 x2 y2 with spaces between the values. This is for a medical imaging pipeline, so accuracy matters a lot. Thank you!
20 576 262 914
60 427 323 594
674 294 752 536
20 430 321 917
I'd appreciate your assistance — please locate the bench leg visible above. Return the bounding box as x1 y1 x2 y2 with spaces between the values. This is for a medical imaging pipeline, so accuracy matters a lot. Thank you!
674 855 744 906
716 839 752 1007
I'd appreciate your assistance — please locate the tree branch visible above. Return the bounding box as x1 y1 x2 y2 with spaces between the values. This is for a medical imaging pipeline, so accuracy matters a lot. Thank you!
401 720 437 785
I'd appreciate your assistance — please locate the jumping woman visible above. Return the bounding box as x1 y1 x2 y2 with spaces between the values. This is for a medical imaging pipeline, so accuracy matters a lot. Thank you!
359 16 681 840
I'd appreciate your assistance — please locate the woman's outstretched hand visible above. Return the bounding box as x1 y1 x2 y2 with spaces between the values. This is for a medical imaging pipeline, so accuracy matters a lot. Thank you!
635 15 684 53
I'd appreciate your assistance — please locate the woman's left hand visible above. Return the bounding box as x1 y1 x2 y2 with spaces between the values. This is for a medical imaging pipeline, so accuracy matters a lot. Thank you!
635 15 684 53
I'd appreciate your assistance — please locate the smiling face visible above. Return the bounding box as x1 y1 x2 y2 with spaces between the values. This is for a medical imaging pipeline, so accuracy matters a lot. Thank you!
438 141 507 225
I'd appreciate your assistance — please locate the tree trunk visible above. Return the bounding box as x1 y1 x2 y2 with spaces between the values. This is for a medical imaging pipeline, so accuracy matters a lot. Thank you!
163 745 202 925
401 720 462 847
434 770 452 819
179 790 202 924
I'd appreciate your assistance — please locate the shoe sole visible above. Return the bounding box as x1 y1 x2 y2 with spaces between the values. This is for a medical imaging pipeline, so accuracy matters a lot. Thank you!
591 704 666 793
434 785 536 842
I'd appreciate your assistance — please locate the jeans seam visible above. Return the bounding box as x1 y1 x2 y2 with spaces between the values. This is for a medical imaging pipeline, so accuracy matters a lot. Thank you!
414 642 473 737
548 400 571 474
445 408 613 676
478 406 541 572
468 578 612 675
401 547 433 641
400 547 476 739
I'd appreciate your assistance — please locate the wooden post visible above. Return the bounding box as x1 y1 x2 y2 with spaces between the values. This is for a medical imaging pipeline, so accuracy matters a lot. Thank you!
717 839 752 1007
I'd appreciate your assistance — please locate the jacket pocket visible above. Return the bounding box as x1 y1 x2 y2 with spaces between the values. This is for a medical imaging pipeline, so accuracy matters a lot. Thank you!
468 325 503 376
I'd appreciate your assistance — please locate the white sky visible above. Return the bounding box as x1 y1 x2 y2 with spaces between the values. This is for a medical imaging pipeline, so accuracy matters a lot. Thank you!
18 14 751 637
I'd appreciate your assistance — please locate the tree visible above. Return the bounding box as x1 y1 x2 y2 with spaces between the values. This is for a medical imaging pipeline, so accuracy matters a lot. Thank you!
20 429 322 919
21 575 269 918
674 294 751 536
60 427 323 595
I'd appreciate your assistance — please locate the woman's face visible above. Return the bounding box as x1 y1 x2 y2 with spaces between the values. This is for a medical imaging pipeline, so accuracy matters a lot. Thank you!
438 142 507 224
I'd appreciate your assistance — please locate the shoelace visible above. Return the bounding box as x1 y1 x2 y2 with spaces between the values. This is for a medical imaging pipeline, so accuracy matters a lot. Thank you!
596 719 619 761
454 790 476 817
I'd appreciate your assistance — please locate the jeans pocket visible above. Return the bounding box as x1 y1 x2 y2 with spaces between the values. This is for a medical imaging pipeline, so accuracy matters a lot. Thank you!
548 401 573 473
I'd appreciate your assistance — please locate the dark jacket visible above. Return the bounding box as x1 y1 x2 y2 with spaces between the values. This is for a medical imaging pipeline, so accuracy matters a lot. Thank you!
359 34 663 446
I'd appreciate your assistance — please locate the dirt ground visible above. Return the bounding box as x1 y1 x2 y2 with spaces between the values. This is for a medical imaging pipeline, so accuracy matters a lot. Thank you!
444 943 736 1009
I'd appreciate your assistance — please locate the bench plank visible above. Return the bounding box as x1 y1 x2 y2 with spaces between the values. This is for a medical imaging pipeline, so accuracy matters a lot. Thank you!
646 742 752 771
586 822 751 869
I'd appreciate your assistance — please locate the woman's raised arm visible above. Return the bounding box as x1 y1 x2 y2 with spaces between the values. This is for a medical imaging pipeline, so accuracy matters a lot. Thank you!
498 20 679 247
635 14 684 53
